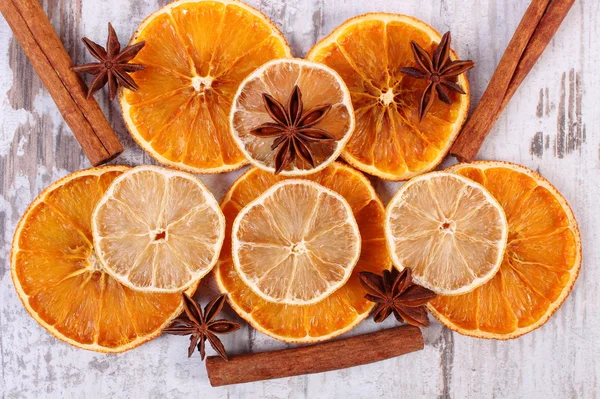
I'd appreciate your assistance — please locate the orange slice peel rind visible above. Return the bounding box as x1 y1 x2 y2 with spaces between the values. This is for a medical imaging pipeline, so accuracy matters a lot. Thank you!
120 0 292 174
429 161 582 339
11 166 196 353
307 13 471 181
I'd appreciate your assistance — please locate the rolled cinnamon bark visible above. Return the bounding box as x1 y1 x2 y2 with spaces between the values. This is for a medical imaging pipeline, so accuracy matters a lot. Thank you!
206 325 424 387
500 0 575 112
449 0 559 162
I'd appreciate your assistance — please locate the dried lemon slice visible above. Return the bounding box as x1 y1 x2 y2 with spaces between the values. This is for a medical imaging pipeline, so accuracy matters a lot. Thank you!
92 165 225 293
232 179 361 305
385 172 508 295
230 59 355 176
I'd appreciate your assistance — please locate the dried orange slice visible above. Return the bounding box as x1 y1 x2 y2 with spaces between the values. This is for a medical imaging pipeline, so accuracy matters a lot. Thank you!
385 172 508 295
232 180 361 305
429 161 582 339
306 14 470 180
11 166 191 353
230 59 355 175
92 166 225 293
120 0 291 174
215 162 390 342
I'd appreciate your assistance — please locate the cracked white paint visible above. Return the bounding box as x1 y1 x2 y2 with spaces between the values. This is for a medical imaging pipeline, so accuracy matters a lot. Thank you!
0 31 28 157
1 0 598 398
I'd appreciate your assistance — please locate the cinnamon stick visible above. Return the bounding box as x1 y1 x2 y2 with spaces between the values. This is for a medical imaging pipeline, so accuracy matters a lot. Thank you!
206 325 423 387
450 0 574 162
0 0 122 165
500 0 575 111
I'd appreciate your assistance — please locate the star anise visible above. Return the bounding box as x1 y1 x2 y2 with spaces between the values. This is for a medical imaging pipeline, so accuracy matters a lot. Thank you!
163 293 241 360
71 23 146 101
358 268 436 327
250 85 335 174
400 32 474 121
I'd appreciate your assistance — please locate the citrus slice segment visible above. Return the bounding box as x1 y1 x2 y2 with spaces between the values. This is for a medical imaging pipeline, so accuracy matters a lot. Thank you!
232 180 361 305
230 59 355 175
92 165 225 293
10 166 193 353
385 172 508 295
120 0 291 174
306 13 470 180
429 161 582 339
215 162 390 342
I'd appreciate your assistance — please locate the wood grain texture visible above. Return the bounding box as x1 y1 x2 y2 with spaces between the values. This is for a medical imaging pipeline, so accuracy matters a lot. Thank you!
0 0 596 397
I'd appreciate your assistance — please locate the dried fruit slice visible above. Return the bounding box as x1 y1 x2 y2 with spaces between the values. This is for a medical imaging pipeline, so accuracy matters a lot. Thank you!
120 0 291 173
215 162 391 342
385 172 508 295
429 161 582 339
230 59 355 175
11 166 192 353
92 165 225 293
232 180 361 305
306 13 470 180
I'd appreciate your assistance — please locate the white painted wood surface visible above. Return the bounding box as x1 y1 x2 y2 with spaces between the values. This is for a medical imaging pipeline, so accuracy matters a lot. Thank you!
0 0 595 397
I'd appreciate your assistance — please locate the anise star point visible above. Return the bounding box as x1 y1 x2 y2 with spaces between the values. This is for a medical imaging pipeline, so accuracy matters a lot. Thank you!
358 268 436 327
163 293 241 361
71 22 146 101
400 31 474 121
250 85 335 174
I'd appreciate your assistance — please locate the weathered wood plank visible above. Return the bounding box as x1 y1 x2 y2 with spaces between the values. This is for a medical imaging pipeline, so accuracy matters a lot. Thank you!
0 0 596 397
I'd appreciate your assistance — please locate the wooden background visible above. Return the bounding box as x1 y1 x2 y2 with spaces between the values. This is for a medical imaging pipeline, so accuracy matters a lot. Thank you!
0 0 596 397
